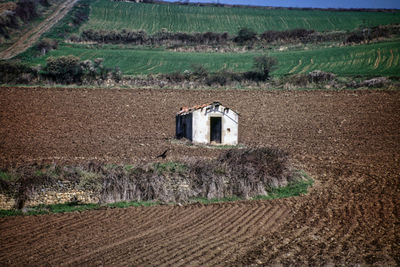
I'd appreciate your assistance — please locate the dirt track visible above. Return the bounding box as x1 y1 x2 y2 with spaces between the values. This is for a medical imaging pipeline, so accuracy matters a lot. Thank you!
0 0 78 59
0 87 399 265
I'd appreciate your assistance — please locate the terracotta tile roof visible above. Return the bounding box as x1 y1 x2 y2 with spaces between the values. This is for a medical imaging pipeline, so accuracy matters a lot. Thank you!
177 102 222 115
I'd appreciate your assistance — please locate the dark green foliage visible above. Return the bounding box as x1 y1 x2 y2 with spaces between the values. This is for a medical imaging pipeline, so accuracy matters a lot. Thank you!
346 33 365 43
36 38 58 55
190 64 208 79
79 29 229 46
0 10 20 39
164 71 186 82
234 27 257 44
39 0 50 7
205 69 242 86
15 0 38 22
0 60 38 84
111 66 122 82
253 54 278 80
42 56 116 84
43 55 82 83
345 26 391 44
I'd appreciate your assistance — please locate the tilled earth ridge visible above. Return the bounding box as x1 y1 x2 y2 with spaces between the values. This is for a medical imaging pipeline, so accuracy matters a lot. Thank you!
0 87 399 265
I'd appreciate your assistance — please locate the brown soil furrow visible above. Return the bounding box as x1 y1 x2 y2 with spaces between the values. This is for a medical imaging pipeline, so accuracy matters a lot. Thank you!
110 204 246 265
45 208 181 258
1 206 183 265
205 208 291 266
58 205 213 265
164 204 281 265
0 206 161 254
176 206 289 267
154 206 262 265
96 203 276 266
73 203 255 266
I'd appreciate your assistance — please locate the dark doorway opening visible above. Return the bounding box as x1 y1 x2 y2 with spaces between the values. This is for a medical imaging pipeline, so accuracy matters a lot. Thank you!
210 117 222 143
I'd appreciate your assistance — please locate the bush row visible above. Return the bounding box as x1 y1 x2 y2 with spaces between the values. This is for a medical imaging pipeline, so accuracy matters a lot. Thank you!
162 55 278 85
73 25 398 46
74 29 230 46
0 56 121 85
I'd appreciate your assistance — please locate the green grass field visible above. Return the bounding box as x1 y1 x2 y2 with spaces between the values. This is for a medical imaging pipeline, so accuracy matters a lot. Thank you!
81 0 400 34
24 41 400 77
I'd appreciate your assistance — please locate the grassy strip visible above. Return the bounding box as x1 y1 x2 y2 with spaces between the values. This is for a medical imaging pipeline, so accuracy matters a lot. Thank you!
19 40 400 77
0 200 159 217
190 196 243 204
254 177 314 200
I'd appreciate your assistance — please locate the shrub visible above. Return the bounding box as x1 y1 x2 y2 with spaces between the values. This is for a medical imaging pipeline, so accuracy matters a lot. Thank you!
111 67 122 83
0 60 38 84
43 55 82 84
346 33 365 43
206 70 230 86
308 70 336 83
0 10 20 39
242 71 266 82
358 77 389 88
15 0 38 22
38 0 50 7
190 64 208 79
78 170 102 192
253 54 278 80
42 56 119 84
234 27 257 44
284 73 310 87
163 71 186 82
36 38 58 55
218 147 294 197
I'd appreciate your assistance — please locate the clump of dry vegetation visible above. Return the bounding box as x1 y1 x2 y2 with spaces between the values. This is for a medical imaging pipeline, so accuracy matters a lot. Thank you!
0 147 303 209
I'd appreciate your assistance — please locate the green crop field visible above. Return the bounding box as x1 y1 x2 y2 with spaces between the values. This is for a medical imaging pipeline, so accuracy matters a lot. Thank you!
24 41 400 77
81 0 400 34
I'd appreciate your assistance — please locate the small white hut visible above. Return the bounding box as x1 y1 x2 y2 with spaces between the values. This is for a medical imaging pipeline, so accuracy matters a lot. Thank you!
176 102 239 145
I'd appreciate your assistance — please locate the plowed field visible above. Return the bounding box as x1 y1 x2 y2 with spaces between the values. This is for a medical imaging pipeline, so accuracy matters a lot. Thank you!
0 87 399 265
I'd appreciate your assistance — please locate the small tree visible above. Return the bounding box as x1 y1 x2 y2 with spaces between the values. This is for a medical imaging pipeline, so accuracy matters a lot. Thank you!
253 54 278 80
191 64 208 79
44 55 82 84
36 38 58 55
234 27 257 44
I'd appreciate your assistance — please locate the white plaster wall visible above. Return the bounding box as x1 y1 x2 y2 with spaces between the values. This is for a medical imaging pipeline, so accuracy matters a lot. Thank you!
222 109 239 145
192 105 238 145
192 109 209 144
